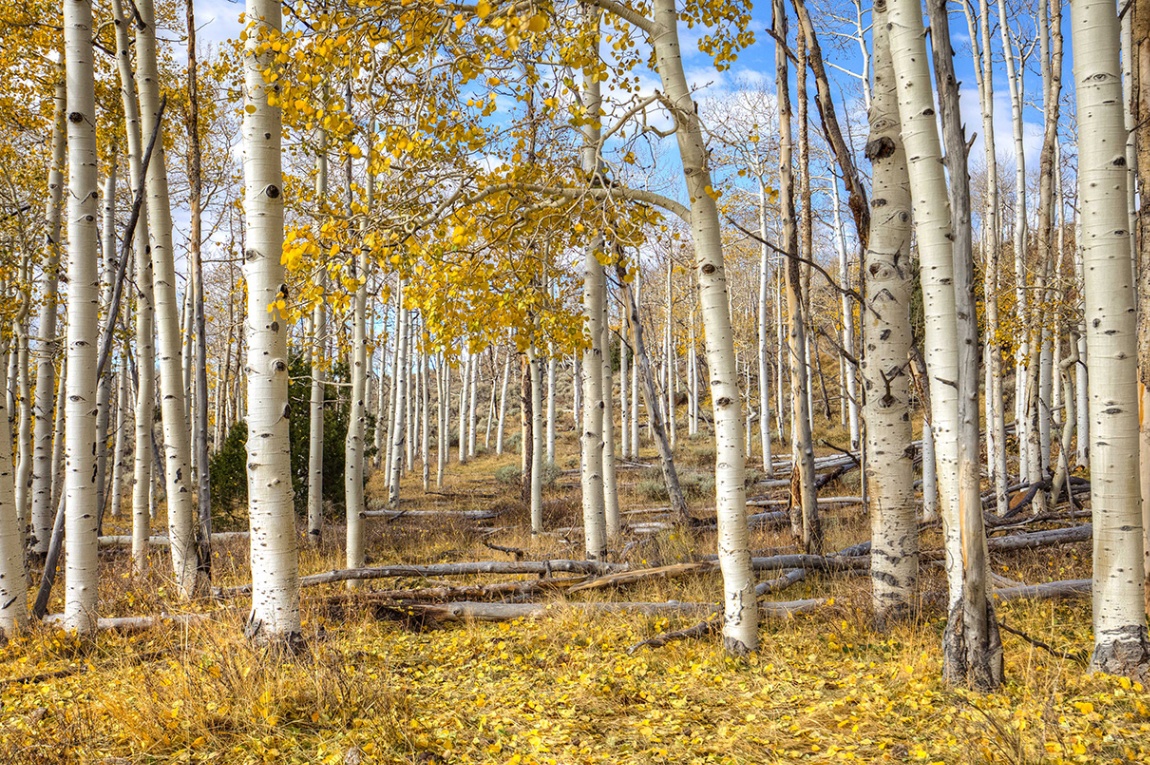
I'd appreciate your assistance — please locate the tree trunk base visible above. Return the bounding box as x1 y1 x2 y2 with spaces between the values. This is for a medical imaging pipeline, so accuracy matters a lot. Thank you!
1091 625 1150 680
943 600 1004 691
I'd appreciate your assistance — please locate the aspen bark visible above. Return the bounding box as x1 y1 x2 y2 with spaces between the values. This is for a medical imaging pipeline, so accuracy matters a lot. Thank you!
306 135 327 547
136 0 201 598
775 0 820 555
345 186 369 584
112 0 153 575
927 0 1002 689
241 0 301 645
863 5 917 627
602 308 620 538
1071 0 1150 678
528 339 544 532
0 345 28 635
387 282 408 507
62 0 101 633
651 0 756 652
29 80 65 558
94 161 117 527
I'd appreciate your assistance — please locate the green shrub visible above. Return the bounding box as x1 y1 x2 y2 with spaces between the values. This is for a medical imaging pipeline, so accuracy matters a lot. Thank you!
494 465 521 485
209 422 248 529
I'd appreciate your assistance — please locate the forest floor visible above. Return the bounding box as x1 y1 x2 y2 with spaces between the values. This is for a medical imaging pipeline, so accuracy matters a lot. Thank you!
1 431 1148 764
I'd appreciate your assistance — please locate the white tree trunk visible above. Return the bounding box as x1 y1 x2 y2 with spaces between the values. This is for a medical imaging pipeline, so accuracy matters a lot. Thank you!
62 0 101 633
306 136 327 546
387 282 408 507
528 340 544 532
830 182 859 450
241 0 301 645
601 312 620 538
109 365 128 519
468 345 479 459
113 0 153 575
1071 0 1150 677
546 348 557 463
29 80 66 558
620 336 630 458
757 184 773 472
652 0 756 652
888 0 962 611
0 345 28 636
94 160 117 523
136 0 200 598
457 351 469 465
345 222 369 586
495 349 510 455
863 9 917 626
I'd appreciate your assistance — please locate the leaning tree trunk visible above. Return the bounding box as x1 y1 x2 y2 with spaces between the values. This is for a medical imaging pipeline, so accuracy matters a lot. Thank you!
926 0 1002 690
29 80 66 559
1071 0 1150 678
62 0 101 634
775 0 820 555
863 3 917 628
241 0 302 646
650 0 756 652
616 256 691 525
135 0 202 599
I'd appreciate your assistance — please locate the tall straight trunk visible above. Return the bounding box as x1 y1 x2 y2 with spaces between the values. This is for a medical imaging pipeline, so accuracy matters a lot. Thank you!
757 184 773 471
830 183 859 449
110 365 128 519
373 309 388 471
457 351 470 465
495 349 510 454
546 348 557 463
601 315 620 538
436 353 446 487
1133 0 1150 603
94 159 118 528
1072 0 1150 678
186 0 211 579
387 282 408 507
62 0 101 633
113 0 154 575
776 0 820 555
14 263 32 535
49 363 67 513
573 354 583 430
580 8 607 561
136 0 201 598
468 345 479 459
964 0 1009 515
528 339 544 532
242 0 301 645
863 5 917 627
306 134 328 546
688 287 699 438
620 336 630 458
631 268 640 450
650 0 756 651
345 168 370 583
664 264 676 450
0 345 28 635
926 0 1003 689
421 334 430 491
996 0 1030 479
29 80 66 558
887 0 962 610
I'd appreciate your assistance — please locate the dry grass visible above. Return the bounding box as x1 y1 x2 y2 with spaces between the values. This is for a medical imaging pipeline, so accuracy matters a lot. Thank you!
2 428 1146 764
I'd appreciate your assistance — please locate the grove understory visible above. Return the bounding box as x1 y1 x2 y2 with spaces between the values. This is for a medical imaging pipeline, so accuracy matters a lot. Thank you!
1 429 1143 765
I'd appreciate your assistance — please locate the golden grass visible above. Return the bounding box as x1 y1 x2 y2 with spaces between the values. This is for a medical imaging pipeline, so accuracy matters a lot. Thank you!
2 427 1146 764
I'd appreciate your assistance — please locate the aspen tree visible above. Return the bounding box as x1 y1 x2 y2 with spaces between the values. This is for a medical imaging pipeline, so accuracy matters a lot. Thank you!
94 160 117 525
775 0 820 554
62 0 101 633
756 184 773 470
306 134 328 547
29 80 65 559
546 348 556 463
924 0 1002 688
528 338 544 532
1071 0 1150 678
496 349 510 454
242 0 301 645
863 1 916 626
109 367 128 519
579 6 607 562
345 162 371 582
601 303 620 538
0 343 27 636
135 0 201 598
1132 0 1150 601
387 281 408 507
648 0 756 650
112 0 154 575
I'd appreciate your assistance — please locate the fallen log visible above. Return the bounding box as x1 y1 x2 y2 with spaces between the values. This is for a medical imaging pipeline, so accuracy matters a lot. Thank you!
755 568 807 596
321 577 586 605
993 579 1091 602
987 524 1090 552
217 559 627 597
364 509 503 520
41 612 221 632
567 562 715 593
383 598 825 623
98 531 249 548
